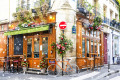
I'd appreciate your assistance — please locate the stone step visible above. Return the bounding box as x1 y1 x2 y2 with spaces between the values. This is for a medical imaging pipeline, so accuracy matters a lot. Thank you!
25 70 48 75
27 68 41 72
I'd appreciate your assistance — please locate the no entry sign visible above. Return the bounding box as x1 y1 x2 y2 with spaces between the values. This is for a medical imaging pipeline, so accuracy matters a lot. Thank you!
59 21 67 30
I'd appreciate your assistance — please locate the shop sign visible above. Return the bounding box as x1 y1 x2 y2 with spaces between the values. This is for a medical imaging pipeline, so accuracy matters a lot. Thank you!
59 21 67 30
72 25 76 34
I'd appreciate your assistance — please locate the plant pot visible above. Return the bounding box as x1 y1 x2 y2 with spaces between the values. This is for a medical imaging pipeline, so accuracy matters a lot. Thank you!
23 67 27 73
41 68 46 73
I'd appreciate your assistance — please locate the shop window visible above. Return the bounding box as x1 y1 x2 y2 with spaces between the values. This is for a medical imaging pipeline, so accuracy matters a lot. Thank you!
14 35 23 55
42 37 48 58
82 27 85 35
27 38 32 58
82 38 85 57
87 39 89 57
34 38 39 58
91 40 93 53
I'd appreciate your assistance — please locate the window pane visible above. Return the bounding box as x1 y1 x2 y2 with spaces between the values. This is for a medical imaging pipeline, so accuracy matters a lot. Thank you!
82 27 85 35
1 25 4 31
42 37 48 58
82 38 85 57
98 42 100 56
87 39 89 57
91 31 93 37
91 40 93 53
94 31 96 37
97 31 100 38
86 30 89 36
27 38 32 58
95 41 97 53
34 38 39 58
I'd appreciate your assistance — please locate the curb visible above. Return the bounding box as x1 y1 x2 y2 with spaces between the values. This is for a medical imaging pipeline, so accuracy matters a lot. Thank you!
104 70 120 77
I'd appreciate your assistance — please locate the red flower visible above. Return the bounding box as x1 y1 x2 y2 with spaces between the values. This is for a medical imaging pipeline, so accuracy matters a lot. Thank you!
60 52 62 54
52 46 54 48
61 38 63 40
91 27 93 29
65 43 67 45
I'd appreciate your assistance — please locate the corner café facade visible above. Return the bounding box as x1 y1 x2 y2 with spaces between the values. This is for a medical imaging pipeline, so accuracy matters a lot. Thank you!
76 13 104 69
4 12 56 69
3 11 104 70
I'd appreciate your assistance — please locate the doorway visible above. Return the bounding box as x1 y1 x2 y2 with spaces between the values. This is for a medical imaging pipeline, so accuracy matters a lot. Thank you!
104 33 107 64
26 35 49 69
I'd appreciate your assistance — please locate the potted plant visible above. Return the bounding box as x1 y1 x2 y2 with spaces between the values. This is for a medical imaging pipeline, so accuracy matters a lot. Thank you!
21 54 28 73
51 33 73 56
40 54 47 73
111 19 117 27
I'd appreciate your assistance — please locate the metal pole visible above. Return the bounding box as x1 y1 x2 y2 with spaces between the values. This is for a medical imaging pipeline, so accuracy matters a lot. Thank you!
62 30 64 76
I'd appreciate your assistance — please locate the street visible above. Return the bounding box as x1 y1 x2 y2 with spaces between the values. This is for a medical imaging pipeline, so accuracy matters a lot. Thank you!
0 65 119 80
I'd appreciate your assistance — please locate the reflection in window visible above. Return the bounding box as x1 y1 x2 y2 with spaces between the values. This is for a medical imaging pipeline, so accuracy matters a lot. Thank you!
27 38 32 58
98 42 100 56
91 40 93 53
82 38 85 57
34 38 39 58
82 27 85 35
42 37 48 58
87 39 89 57
95 41 97 53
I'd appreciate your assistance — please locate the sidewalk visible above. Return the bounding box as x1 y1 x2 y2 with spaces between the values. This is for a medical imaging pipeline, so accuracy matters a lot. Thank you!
0 64 119 80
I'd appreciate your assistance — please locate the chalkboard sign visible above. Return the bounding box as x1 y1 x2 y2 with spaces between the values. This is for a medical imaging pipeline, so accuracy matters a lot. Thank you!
14 34 23 55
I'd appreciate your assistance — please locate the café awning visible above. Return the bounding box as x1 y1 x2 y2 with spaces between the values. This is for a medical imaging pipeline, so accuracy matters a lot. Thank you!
4 25 49 36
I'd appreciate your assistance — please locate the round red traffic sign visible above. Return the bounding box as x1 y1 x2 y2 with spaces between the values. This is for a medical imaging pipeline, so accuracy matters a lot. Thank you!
59 21 67 30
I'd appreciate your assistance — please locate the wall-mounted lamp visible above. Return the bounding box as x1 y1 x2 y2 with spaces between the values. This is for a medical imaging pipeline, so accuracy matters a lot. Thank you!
49 15 55 21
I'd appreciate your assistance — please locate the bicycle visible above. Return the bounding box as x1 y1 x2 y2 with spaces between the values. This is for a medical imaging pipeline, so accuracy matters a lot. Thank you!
47 59 79 77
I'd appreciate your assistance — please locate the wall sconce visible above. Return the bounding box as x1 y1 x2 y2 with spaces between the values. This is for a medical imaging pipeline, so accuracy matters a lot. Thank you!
9 24 14 29
49 15 55 21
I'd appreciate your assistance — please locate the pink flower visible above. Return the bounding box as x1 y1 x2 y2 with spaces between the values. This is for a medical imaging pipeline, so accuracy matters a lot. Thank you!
62 46 65 50
57 44 61 49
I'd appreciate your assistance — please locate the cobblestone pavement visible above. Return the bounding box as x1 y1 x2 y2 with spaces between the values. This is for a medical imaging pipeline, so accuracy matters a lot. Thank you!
0 64 119 80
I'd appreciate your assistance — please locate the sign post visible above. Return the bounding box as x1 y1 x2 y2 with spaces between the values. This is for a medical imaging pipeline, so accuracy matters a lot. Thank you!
59 21 67 76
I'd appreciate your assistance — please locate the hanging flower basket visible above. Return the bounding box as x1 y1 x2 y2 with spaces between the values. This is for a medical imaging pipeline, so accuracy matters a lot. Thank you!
51 33 73 56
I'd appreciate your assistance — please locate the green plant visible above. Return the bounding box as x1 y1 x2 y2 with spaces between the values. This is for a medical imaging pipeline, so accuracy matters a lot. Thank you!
21 54 28 67
51 33 73 56
40 54 47 69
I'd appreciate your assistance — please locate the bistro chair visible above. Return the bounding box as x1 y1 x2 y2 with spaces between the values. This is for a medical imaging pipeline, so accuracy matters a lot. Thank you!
95 57 101 70
3 57 11 72
12 57 22 73
87 57 94 70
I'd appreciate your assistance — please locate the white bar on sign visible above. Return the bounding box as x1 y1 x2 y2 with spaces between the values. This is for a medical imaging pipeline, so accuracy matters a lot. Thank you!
60 25 66 26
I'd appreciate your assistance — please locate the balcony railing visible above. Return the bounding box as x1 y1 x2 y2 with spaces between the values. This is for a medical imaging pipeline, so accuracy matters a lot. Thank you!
102 17 120 30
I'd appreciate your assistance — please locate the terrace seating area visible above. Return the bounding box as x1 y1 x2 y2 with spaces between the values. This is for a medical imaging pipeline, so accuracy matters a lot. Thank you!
3 56 23 73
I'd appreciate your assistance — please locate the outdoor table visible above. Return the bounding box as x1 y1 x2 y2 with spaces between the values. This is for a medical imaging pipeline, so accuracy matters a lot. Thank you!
89 53 97 70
